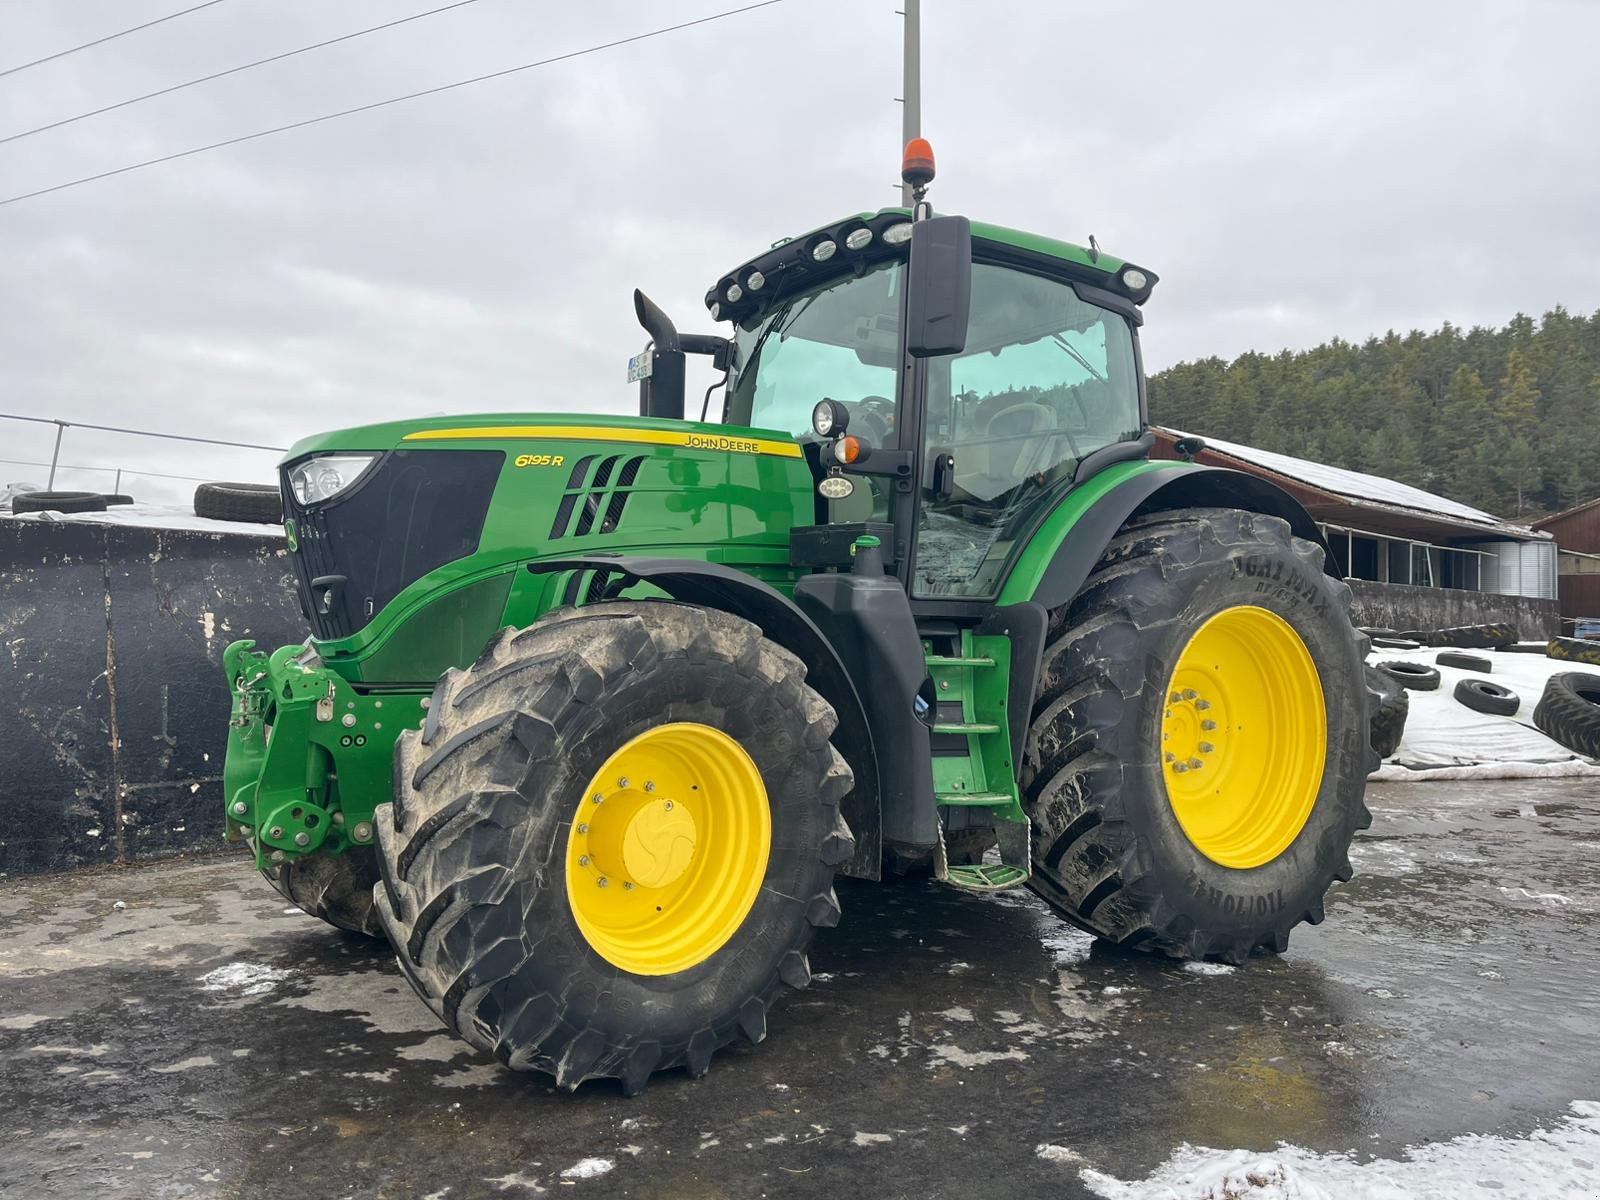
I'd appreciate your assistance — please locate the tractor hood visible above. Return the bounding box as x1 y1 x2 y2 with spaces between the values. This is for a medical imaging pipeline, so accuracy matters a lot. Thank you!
277 412 816 681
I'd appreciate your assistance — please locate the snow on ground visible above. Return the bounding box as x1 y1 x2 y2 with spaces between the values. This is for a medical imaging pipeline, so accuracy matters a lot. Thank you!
1077 1100 1600 1200
1 501 281 536
1368 646 1600 781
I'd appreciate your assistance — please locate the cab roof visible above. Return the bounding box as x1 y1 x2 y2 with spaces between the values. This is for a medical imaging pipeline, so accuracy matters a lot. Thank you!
705 207 1155 328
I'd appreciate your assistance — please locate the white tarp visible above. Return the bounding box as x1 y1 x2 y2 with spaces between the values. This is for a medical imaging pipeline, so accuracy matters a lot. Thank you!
1368 645 1600 780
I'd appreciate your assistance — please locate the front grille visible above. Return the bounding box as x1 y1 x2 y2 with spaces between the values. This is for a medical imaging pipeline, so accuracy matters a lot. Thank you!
285 448 503 640
549 454 646 540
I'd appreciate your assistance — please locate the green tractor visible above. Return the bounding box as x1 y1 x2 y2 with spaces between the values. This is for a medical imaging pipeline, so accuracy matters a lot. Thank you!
222 145 1373 1093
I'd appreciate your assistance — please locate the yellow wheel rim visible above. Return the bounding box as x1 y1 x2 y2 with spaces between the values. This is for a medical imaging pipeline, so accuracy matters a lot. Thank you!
565 722 771 976
1161 606 1326 869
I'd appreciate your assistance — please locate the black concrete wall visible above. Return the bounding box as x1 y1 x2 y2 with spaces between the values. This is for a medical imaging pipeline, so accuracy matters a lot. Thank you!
1347 579 1561 640
1 520 303 877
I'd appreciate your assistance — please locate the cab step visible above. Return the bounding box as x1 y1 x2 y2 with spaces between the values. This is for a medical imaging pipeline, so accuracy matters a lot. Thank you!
924 654 995 668
944 862 1030 891
932 721 1001 735
936 791 1014 807
933 821 1032 893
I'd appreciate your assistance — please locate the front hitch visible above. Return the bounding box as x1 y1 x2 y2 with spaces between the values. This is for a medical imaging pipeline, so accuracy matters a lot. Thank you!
221 639 427 871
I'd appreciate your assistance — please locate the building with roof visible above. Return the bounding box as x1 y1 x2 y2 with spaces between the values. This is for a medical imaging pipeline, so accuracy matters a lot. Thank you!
1149 428 1560 638
1532 497 1600 625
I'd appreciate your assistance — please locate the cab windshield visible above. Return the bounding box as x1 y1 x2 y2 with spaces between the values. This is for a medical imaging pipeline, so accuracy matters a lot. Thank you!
724 260 903 447
914 262 1142 597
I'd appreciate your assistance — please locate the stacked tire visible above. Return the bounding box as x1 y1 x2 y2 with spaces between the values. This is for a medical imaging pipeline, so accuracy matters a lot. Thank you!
1534 673 1600 760
194 482 282 524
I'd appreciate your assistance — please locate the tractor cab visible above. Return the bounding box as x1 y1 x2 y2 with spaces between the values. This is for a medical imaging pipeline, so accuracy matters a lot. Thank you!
635 141 1158 612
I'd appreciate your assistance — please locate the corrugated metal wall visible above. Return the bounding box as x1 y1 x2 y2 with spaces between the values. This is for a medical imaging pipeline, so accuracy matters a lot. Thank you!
1461 539 1559 600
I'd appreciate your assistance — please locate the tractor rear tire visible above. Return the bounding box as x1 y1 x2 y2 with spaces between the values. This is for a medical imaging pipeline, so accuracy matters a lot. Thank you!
260 847 383 937
1024 508 1374 964
373 601 854 1093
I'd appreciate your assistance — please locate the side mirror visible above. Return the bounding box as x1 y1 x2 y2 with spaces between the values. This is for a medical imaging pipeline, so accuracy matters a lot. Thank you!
904 215 972 358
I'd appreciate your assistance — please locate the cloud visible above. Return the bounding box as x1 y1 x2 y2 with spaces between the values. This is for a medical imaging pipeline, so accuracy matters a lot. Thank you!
1 0 1596 503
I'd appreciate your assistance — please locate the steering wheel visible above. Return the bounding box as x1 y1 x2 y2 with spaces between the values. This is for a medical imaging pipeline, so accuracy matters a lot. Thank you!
849 394 895 443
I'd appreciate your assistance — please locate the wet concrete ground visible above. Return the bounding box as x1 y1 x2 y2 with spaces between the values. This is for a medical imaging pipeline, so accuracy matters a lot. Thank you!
2 778 1598 1199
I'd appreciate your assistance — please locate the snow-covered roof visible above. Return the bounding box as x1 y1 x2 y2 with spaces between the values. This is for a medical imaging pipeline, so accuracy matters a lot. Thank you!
1189 431 1498 523
1156 428 1548 539
1 501 283 537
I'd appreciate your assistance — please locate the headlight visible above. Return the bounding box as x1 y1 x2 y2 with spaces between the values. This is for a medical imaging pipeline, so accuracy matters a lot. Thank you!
1120 267 1148 291
287 453 377 506
812 398 849 438
881 222 913 245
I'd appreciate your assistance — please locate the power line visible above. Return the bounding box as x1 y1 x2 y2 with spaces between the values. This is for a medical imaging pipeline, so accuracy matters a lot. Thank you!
0 1 232 81
0 0 787 208
1 0 489 147
0 412 285 452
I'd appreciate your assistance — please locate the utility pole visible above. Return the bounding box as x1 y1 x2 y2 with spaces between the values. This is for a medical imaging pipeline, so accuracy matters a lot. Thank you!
899 0 920 208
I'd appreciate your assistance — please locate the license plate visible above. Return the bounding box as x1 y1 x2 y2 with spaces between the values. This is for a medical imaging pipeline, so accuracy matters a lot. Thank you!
627 352 653 383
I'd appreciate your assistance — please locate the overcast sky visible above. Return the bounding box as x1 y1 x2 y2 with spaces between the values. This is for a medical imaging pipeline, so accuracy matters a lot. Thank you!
3 0 1598 504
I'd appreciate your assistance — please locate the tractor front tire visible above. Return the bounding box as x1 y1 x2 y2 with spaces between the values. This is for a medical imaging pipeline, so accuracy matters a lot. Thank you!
1024 508 1374 964
373 601 854 1093
260 847 383 937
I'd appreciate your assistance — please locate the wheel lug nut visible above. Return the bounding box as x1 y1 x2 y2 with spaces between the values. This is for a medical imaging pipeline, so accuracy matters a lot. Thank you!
577 823 589 835
644 781 655 793
1173 763 1189 774
592 793 604 804
1201 719 1217 731
1196 699 1212 711
623 881 634 891
618 777 629 788
1169 691 1181 704
1164 751 1176 763
663 800 674 811
597 877 609 888
1188 758 1204 770
1182 689 1198 701
578 855 590 867
1199 742 1215 754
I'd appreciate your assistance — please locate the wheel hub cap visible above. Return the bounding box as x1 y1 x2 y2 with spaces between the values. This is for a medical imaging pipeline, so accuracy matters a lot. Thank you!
565 722 770 976
1160 605 1326 869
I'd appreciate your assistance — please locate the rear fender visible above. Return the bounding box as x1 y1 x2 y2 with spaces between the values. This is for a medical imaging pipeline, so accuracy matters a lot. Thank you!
525 556 882 880
996 465 1334 771
1002 464 1335 615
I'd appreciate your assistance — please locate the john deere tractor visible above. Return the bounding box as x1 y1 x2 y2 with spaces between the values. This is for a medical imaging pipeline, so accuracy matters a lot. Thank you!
222 144 1373 1093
